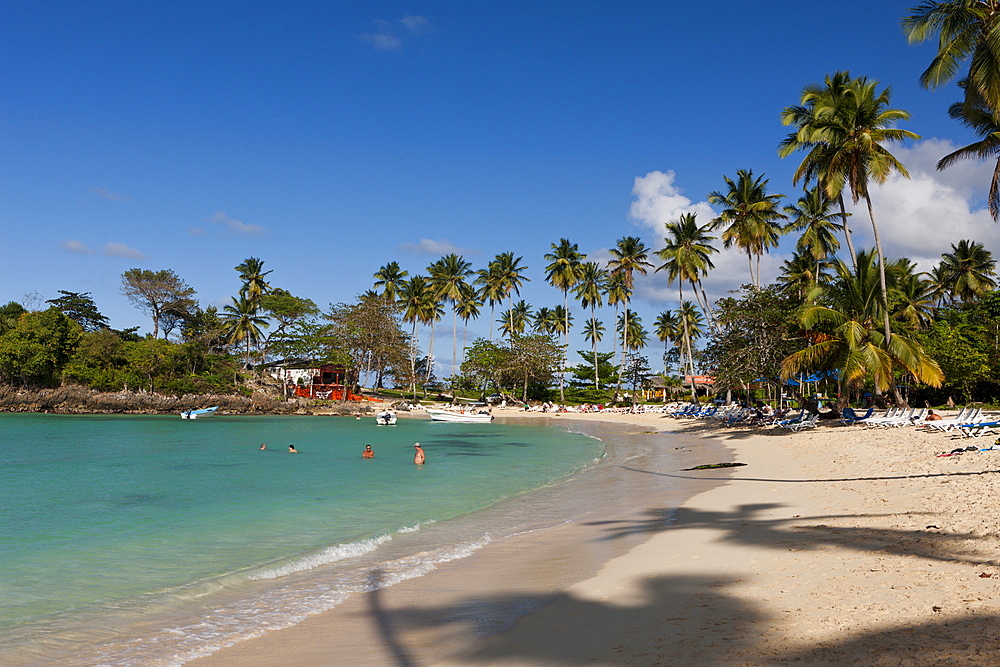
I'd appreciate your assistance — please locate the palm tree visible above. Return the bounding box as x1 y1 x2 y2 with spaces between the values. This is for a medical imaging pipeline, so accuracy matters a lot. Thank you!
493 252 529 336
677 301 704 401
892 270 937 329
532 306 558 334
781 251 944 406
428 254 473 399
654 310 680 375
617 309 648 352
654 213 719 330
607 237 653 392
235 257 272 307
373 261 409 303
498 300 533 338
583 316 605 389
779 72 919 346
903 2 1000 122
777 250 833 300
398 276 434 399
605 272 630 371
784 186 844 279
544 239 585 402
475 262 506 341
707 170 786 287
455 284 482 368
939 239 998 302
935 82 1000 219
221 295 269 368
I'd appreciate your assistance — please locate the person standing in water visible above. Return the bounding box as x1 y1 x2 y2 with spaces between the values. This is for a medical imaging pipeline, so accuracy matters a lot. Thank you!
288 445 298 453
259 444 267 451
413 442 425 465
363 444 374 458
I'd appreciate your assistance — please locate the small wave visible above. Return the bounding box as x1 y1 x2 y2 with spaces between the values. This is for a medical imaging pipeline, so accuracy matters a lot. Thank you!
249 534 392 580
397 519 436 534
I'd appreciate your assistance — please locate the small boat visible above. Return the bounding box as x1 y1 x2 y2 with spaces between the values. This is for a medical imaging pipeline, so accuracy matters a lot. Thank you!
425 407 494 423
181 407 219 419
375 410 397 425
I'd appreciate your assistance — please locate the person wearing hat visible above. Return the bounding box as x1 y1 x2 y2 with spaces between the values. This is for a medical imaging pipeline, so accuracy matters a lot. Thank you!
413 442 425 465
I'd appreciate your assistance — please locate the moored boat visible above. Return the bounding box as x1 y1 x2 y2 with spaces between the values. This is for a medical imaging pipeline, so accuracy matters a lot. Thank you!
181 407 219 419
425 407 493 423
375 410 397 425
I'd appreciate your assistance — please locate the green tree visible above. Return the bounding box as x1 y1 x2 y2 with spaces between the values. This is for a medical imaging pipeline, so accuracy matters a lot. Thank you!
221 295 269 368
781 251 943 407
708 169 786 287
784 186 844 279
120 268 197 339
373 261 409 303
607 236 653 391
398 275 435 398
498 300 533 338
45 291 110 331
582 316 605 388
0 308 82 386
779 72 919 345
938 239 997 302
429 254 473 398
236 257 273 306
654 309 681 375
545 239 584 402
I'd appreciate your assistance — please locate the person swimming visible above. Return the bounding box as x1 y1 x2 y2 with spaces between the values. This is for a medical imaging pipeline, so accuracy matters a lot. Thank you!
363 444 374 458
288 445 298 453
259 444 267 450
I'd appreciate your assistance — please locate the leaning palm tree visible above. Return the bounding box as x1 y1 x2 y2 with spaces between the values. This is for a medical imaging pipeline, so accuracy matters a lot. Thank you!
428 254 473 399
937 82 1000 219
607 237 653 392
605 272 630 371
373 261 409 304
939 239 998 302
784 186 844 279
707 170 786 287
677 301 704 401
781 250 944 407
903 2 1000 128
221 295 269 369
493 252 529 336
544 239 585 402
780 72 919 346
583 316 605 389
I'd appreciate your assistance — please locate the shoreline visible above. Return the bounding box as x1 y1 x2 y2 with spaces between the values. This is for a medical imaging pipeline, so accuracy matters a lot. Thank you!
188 410 731 666
190 408 1000 665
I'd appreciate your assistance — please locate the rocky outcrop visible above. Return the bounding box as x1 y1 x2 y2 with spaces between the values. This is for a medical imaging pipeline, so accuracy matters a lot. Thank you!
0 385 375 416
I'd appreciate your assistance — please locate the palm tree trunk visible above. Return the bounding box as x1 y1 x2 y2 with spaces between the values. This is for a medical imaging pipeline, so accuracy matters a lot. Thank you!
559 289 568 403
591 305 600 390
838 194 858 272
424 319 436 398
679 283 695 403
697 281 718 333
410 320 419 400
452 309 458 401
865 195 893 346
489 303 495 341
747 251 755 287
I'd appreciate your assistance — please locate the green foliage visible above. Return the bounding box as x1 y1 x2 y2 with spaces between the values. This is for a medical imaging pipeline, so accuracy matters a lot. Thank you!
45 291 110 331
917 320 991 404
0 308 82 386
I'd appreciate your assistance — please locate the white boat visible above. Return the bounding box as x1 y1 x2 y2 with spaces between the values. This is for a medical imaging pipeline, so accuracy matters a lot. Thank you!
375 410 397 425
181 407 219 419
425 407 494 423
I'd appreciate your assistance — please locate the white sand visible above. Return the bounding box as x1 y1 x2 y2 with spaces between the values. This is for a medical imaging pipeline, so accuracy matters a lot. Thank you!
191 408 1000 665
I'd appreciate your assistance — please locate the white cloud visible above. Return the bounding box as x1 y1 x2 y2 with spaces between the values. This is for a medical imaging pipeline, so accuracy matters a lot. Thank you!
399 238 466 256
844 138 998 271
360 32 402 51
209 211 267 236
102 242 145 260
628 170 718 243
61 239 94 254
90 187 131 202
399 15 430 33
360 15 430 51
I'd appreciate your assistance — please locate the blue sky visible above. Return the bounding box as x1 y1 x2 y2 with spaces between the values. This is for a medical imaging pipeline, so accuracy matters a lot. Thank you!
1 1 994 375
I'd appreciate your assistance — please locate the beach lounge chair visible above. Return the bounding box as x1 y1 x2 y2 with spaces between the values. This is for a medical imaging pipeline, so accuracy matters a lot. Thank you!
926 407 981 433
781 412 819 431
839 407 874 425
958 420 1000 438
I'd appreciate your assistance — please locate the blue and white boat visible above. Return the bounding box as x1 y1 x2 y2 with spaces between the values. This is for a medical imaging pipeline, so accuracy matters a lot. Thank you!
180 407 219 419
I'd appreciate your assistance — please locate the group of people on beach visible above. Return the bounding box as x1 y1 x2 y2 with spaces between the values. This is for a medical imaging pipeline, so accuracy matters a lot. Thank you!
257 442 425 463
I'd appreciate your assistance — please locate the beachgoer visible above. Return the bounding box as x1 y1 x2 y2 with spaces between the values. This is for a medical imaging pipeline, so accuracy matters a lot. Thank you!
413 442 425 465
926 410 942 421
363 444 374 459
259 443 267 450
288 445 298 453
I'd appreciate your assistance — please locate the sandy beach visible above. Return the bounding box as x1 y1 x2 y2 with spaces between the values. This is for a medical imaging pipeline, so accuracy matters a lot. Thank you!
191 407 1000 665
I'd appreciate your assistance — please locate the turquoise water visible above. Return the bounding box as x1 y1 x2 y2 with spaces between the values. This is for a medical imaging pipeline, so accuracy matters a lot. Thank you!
0 413 603 664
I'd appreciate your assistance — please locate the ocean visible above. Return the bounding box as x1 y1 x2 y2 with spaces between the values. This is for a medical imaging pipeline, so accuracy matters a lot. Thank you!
0 412 609 665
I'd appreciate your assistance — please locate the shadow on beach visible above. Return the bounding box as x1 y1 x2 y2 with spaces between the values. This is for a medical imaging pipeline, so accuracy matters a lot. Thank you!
362 567 1000 665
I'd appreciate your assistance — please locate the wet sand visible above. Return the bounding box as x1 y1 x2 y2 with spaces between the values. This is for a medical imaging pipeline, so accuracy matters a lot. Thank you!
192 408 1000 665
